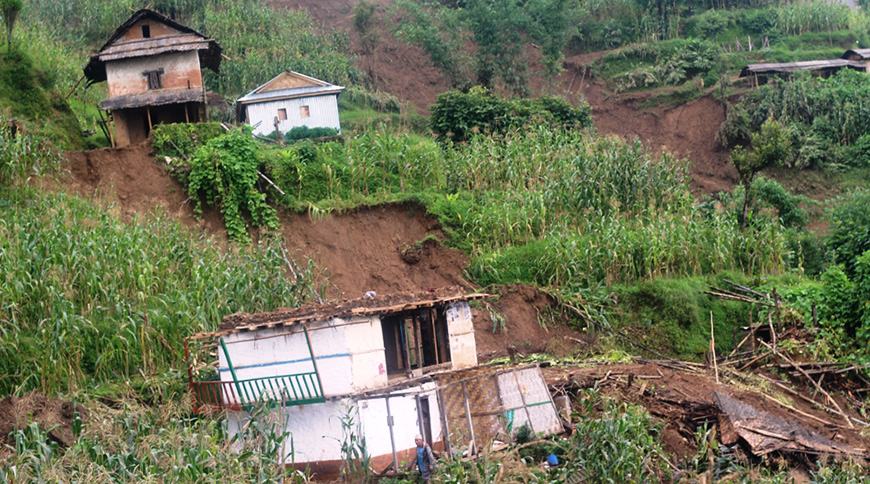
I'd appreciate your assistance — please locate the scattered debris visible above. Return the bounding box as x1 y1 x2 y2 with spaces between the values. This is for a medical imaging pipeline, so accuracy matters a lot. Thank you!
714 391 866 458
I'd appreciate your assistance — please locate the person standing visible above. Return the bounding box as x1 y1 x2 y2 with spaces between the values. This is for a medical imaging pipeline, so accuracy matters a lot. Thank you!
414 434 436 482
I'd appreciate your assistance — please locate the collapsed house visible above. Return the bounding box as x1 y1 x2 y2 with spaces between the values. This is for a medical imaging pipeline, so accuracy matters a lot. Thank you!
236 71 344 137
185 288 562 479
83 9 222 147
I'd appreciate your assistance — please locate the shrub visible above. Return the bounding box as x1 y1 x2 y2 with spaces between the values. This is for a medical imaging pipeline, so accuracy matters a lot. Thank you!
826 189 870 274
150 122 226 168
428 86 592 143
285 125 340 141
186 128 279 242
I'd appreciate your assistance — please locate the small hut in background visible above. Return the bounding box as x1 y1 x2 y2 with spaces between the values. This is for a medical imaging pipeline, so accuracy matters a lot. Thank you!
739 59 865 86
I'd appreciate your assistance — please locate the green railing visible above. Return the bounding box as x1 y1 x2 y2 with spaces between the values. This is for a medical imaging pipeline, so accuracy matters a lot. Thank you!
191 372 325 413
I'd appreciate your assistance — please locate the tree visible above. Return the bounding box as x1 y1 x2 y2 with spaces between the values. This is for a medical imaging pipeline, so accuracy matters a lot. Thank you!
0 0 22 52
391 0 580 96
730 118 790 228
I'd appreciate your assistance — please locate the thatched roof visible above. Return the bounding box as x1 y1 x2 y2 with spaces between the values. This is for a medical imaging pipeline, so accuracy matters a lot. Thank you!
739 59 865 77
188 287 488 339
84 9 221 85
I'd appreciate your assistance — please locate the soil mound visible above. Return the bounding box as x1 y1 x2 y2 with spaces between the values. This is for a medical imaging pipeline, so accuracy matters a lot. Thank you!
0 394 87 452
280 204 473 300
545 362 870 464
61 143 225 231
473 285 593 362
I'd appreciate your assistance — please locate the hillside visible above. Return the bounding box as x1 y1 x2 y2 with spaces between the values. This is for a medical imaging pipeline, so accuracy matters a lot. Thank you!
277 0 738 193
4 0 870 482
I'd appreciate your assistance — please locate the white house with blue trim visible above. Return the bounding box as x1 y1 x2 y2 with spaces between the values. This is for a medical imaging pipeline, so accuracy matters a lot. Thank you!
184 288 561 480
236 71 344 137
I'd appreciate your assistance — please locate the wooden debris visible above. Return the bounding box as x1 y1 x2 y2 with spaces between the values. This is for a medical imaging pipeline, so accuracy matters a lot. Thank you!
713 391 866 458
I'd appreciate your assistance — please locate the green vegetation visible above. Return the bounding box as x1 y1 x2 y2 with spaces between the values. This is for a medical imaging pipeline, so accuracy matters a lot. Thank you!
0 46 83 148
720 70 870 170
0 119 318 395
0 0 22 51
0 401 308 483
429 86 592 142
390 0 582 94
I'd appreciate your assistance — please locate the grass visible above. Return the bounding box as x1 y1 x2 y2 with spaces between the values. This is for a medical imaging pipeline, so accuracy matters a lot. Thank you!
0 121 321 394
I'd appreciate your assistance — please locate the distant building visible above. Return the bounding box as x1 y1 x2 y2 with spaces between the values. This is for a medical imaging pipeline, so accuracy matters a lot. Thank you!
185 288 561 479
83 9 222 147
841 49 870 72
236 71 344 137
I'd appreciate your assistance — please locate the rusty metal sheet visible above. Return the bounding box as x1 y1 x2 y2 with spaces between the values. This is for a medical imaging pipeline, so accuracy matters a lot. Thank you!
713 391 865 457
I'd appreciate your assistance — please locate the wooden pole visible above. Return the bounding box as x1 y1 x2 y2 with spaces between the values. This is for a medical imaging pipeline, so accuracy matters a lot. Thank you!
461 382 476 455
511 369 535 434
184 103 190 123
436 388 452 455
64 75 86 100
710 312 719 384
302 324 325 397
385 396 400 472
146 106 153 131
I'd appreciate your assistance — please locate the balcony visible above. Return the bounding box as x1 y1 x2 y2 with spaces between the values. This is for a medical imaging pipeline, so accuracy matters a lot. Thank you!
190 372 325 413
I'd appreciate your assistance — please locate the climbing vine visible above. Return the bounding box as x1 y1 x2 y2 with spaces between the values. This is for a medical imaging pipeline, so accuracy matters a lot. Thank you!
186 128 279 243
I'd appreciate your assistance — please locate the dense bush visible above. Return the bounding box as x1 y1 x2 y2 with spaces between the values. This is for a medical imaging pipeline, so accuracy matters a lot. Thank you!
185 128 280 243
150 122 226 166
285 125 340 141
600 39 719 92
719 70 870 169
826 189 870 275
428 87 592 143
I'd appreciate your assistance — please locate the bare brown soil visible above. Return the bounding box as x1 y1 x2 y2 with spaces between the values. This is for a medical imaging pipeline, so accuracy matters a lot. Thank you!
544 362 870 467
62 142 226 231
473 284 592 362
0 394 87 456
272 0 737 194
279 203 473 300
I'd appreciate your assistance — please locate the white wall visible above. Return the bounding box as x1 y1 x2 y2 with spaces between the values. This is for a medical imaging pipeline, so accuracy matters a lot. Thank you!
346 317 389 391
446 302 477 369
245 94 341 136
227 383 443 466
220 320 352 398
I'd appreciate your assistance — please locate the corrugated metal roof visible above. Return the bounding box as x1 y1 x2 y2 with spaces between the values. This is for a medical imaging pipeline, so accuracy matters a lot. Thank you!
237 71 344 104
740 59 865 77
842 48 870 60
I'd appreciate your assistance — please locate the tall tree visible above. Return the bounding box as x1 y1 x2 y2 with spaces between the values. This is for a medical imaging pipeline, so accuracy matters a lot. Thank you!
0 0 22 52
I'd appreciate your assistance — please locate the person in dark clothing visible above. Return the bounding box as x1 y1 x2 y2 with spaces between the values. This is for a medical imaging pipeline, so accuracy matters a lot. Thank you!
414 434 436 482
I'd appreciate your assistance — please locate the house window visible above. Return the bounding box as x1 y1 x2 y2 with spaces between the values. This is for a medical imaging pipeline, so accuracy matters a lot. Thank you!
300 105 310 118
381 309 451 377
143 69 164 90
277 108 287 120
142 25 151 38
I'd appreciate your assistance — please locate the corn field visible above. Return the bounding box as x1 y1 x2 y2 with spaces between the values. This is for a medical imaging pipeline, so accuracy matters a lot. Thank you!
263 126 786 293
0 187 319 395
21 0 358 100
